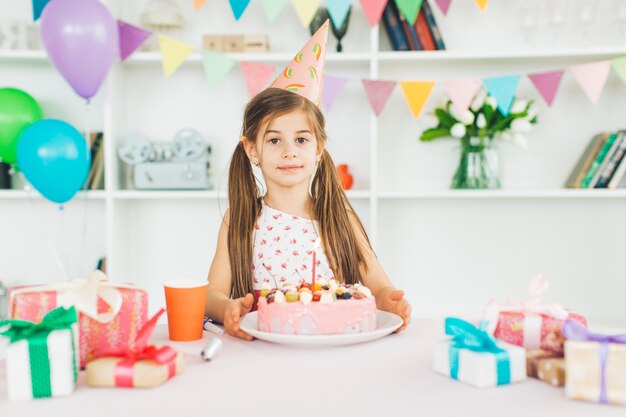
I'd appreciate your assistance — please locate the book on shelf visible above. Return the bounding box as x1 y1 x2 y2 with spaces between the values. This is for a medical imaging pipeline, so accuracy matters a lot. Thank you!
414 5 436 51
608 147 626 188
85 132 104 190
400 10 422 51
587 131 623 188
381 1 410 51
421 0 446 50
595 131 626 188
580 132 618 188
564 132 610 188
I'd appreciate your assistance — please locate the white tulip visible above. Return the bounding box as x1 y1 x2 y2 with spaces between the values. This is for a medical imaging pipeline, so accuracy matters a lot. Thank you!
448 103 463 121
460 110 475 125
510 99 528 114
470 89 487 111
421 114 439 129
485 96 497 109
450 123 467 138
511 118 532 133
476 113 487 128
512 133 528 149
499 131 513 142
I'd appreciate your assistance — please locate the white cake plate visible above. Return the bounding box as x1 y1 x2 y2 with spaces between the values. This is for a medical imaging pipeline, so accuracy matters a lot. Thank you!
239 310 403 347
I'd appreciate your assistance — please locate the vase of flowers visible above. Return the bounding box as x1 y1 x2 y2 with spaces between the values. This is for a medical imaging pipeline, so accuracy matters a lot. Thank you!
419 89 538 189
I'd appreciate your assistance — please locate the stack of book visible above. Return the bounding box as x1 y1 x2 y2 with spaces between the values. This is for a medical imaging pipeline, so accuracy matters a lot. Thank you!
381 0 445 52
565 131 626 189
85 132 104 190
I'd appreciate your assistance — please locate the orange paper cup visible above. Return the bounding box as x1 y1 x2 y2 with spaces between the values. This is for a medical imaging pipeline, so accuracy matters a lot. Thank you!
163 279 208 341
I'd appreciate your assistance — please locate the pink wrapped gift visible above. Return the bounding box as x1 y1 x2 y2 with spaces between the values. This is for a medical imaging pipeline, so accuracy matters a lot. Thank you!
9 271 148 368
483 275 587 353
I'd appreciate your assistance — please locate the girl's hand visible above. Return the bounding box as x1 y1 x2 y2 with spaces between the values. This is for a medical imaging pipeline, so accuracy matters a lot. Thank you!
223 293 255 341
378 289 412 332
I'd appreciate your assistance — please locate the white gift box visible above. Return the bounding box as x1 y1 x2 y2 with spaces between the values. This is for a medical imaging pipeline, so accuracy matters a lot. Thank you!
5 326 77 401
433 338 527 388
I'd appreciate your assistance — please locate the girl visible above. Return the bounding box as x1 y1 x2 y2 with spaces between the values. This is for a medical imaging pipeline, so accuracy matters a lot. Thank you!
205 88 411 340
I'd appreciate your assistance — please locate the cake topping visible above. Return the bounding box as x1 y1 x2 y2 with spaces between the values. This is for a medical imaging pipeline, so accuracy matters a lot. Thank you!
260 282 372 304
274 290 286 303
300 290 313 304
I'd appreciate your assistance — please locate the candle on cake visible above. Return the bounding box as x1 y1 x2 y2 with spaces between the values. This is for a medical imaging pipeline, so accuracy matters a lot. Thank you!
312 237 320 290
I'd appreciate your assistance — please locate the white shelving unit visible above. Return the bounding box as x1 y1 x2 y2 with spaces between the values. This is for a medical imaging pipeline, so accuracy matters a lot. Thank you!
1 0 625 322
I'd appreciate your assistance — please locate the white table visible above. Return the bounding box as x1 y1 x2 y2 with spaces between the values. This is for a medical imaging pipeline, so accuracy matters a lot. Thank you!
0 319 622 416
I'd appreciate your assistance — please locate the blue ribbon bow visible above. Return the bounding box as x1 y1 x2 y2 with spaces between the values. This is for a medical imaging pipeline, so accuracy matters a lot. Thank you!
562 319 626 404
445 318 511 385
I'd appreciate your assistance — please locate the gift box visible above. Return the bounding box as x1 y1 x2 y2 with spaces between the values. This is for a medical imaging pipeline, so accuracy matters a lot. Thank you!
526 349 565 387
484 275 587 353
1 307 78 401
8 270 148 368
563 319 626 406
433 318 527 388
85 308 185 388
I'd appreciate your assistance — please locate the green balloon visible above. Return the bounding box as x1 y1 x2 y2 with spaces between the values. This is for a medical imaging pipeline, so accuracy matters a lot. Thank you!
0 88 43 164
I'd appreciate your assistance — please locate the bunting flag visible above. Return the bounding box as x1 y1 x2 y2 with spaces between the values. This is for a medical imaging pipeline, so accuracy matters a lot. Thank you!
202 51 236 88
399 81 435 118
193 0 206 11
229 0 251 20
528 70 564 107
359 0 388 27
612 56 626 85
570 61 611 104
394 0 423 25
442 78 482 113
292 0 321 27
118 21 152 61
475 0 488 11
327 0 353 29
159 36 194 77
482 75 520 116
434 0 451 15
32 0 50 21
323 74 349 111
362 79 396 116
241 61 277 97
262 0 290 23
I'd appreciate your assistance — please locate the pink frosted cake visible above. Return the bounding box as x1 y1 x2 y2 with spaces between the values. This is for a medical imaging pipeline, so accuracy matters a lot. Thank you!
257 280 377 335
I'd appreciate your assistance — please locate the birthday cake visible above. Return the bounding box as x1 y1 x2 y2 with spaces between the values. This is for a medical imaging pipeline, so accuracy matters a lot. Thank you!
257 279 377 335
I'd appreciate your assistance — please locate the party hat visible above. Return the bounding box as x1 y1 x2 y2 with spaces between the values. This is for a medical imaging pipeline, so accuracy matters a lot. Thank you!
269 20 329 106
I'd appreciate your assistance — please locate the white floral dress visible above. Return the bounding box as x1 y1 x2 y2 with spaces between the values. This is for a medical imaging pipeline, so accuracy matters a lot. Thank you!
252 201 335 293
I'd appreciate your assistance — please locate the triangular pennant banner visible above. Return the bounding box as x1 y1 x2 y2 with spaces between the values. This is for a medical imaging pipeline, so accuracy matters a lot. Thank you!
570 60 611 105
474 0 488 11
394 0 423 25
362 79 396 116
442 79 482 114
193 0 206 11
399 81 435 118
262 0 290 23
359 0 388 27
241 61 277 98
323 74 349 111
612 56 626 85
202 51 236 89
482 75 520 116
118 21 152 61
434 0 451 15
159 35 194 78
229 0 251 20
527 70 564 107
327 0 353 29
32 0 50 21
292 0 321 27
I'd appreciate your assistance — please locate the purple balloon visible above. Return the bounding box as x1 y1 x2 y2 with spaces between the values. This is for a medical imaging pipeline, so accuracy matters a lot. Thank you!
40 0 119 100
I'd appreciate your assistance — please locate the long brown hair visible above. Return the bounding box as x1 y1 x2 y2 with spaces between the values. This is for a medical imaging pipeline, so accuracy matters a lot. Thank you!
228 88 372 299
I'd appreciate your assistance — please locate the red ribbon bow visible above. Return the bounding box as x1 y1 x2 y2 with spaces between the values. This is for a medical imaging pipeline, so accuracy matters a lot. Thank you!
99 308 178 387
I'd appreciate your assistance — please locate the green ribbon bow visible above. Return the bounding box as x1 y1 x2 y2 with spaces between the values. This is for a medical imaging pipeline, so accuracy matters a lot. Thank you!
0 306 78 398
445 317 511 385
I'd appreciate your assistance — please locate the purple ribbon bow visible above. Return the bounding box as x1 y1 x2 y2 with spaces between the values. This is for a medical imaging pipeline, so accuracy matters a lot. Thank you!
562 319 626 404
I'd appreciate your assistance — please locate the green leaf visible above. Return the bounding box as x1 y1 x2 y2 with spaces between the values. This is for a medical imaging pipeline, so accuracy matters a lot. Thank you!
435 108 457 128
419 127 450 141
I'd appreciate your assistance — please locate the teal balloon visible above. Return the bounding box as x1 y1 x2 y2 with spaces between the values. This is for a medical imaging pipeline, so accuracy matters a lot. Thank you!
17 119 90 204
0 88 43 164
